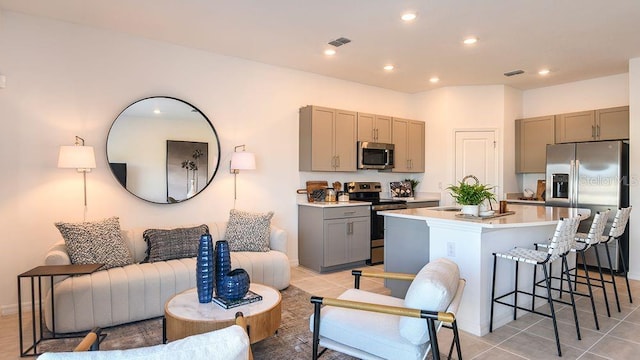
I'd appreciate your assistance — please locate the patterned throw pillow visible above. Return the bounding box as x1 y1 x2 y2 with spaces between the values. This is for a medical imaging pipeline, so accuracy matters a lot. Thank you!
55 217 133 270
225 210 274 252
143 224 209 263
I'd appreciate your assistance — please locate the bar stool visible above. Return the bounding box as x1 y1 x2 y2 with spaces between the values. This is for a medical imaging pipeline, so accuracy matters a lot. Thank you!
599 206 633 312
490 216 581 357
535 210 610 330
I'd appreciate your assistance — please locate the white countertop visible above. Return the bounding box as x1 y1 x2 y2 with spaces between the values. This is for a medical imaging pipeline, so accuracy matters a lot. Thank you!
297 200 371 208
380 204 591 228
381 196 440 202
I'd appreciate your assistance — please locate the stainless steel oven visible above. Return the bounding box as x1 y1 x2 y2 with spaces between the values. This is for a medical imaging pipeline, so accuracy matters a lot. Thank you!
345 182 407 265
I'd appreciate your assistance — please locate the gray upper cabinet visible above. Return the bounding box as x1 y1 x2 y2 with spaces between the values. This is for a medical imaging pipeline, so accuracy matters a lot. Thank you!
357 113 392 143
516 115 555 173
392 118 425 173
555 106 629 143
596 106 629 141
299 105 357 172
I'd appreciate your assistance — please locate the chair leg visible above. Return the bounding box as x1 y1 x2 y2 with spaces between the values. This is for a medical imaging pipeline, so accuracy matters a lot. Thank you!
451 320 463 360
490 255 498 332
311 300 321 360
616 238 633 304
427 318 441 360
543 264 562 357
594 246 611 317
604 242 622 312
514 261 519 321
581 250 600 330
563 256 581 340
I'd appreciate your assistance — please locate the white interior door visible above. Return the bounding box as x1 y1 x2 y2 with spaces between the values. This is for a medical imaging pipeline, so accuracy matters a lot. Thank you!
454 130 498 197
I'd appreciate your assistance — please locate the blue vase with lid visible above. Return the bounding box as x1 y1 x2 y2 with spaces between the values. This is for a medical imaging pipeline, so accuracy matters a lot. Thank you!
196 233 214 303
215 240 231 298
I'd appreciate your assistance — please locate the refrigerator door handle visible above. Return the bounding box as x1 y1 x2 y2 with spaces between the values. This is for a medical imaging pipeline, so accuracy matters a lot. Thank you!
573 159 580 207
569 160 575 207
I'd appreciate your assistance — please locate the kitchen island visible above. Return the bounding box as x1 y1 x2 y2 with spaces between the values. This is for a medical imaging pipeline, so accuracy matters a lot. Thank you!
381 204 590 336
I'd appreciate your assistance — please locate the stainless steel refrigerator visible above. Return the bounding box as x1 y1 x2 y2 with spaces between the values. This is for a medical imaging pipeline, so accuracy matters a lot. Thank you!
545 140 629 271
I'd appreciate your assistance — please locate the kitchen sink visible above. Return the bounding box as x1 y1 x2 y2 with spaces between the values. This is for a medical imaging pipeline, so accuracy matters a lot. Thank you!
430 206 461 211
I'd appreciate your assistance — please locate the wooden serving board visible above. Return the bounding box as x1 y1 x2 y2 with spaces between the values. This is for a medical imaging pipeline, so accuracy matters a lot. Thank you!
536 180 546 201
305 181 328 202
455 211 515 221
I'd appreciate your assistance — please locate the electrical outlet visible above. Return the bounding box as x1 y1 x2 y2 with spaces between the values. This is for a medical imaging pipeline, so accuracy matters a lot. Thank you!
447 242 455 257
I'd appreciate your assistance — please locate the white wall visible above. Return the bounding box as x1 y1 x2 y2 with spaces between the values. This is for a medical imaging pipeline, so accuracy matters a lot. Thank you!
410 85 522 205
0 12 416 312
523 73 629 117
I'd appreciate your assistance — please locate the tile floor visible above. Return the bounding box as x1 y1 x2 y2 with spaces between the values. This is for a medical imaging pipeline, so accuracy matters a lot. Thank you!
0 265 638 360
291 265 640 360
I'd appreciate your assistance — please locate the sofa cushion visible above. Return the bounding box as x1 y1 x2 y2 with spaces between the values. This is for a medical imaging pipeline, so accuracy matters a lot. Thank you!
55 217 133 270
225 210 273 252
142 225 209 263
399 258 460 345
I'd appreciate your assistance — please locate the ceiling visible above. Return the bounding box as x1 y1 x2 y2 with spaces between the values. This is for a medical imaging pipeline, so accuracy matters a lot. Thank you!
2 0 640 93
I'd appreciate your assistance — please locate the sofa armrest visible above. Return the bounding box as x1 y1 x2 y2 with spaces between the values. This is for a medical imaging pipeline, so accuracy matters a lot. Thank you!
269 226 287 253
45 241 72 266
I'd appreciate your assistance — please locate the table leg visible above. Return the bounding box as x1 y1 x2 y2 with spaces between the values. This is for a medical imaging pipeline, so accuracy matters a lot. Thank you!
50 275 56 338
30 278 37 355
17 276 24 356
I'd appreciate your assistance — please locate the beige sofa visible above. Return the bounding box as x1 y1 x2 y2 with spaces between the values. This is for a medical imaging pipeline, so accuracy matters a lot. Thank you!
43 222 290 333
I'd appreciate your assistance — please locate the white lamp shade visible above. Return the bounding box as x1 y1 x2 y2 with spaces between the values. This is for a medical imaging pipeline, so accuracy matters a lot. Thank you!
58 145 96 170
230 151 256 170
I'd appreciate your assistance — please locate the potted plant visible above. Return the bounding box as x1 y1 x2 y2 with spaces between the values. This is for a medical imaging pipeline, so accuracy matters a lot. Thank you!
447 175 496 216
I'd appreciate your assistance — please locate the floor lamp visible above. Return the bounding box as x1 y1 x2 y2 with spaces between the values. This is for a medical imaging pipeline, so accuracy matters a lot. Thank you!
230 145 256 208
58 136 96 219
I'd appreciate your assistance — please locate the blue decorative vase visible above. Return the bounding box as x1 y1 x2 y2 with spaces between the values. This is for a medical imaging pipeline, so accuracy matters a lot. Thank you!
196 233 214 303
215 240 231 298
219 269 250 301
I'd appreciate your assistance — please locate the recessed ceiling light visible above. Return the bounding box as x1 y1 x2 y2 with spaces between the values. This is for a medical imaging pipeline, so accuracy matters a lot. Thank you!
324 49 336 56
383 65 394 71
429 77 440 83
463 37 478 45
401 12 417 21
538 69 550 75
153 109 161 114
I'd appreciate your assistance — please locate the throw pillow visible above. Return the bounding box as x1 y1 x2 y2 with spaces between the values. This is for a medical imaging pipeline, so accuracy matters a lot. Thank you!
143 224 209 263
399 258 460 345
55 217 133 270
225 209 274 252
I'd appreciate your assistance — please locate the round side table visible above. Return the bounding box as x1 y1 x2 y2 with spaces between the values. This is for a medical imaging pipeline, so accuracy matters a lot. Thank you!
164 283 282 343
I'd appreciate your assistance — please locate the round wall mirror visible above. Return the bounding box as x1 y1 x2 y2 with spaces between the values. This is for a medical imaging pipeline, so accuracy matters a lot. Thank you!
106 96 221 204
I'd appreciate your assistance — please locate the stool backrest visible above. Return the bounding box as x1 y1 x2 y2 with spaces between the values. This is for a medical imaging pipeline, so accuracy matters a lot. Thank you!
584 210 610 246
609 207 632 239
547 217 581 256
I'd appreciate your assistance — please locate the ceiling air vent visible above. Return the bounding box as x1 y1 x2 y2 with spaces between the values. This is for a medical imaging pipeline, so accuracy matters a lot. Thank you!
329 37 351 47
504 69 525 77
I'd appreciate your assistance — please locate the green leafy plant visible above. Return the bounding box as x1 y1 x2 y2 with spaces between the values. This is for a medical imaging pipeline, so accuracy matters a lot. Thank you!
447 175 495 205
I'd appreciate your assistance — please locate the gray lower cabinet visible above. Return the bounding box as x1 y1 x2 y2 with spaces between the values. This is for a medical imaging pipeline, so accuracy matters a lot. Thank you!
298 205 370 272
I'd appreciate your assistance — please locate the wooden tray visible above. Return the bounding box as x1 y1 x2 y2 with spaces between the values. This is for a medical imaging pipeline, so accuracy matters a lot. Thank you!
305 181 328 202
455 211 515 221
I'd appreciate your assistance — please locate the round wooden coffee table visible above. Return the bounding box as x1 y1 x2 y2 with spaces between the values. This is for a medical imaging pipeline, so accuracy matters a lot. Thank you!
164 283 282 344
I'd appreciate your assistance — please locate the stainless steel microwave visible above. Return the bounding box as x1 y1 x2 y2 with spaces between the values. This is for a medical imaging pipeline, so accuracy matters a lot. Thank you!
357 141 395 170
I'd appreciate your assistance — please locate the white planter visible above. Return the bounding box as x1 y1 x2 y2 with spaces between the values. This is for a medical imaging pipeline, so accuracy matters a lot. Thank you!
461 205 479 217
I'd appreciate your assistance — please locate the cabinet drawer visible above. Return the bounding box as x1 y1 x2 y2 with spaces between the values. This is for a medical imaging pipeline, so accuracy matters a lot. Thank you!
323 206 370 219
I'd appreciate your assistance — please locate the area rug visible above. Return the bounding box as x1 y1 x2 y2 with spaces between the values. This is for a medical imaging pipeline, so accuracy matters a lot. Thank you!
37 286 357 359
